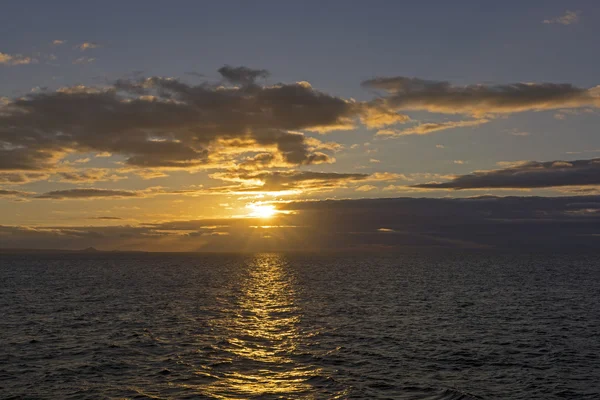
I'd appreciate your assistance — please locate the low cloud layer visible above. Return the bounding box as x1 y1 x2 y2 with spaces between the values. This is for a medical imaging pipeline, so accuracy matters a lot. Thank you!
2 195 599 252
36 188 144 200
413 158 600 190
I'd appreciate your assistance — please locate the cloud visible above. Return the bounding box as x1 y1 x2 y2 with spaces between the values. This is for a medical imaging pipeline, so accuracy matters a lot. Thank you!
0 66 399 175
553 108 596 120
0 189 33 199
209 170 370 193
356 185 377 192
0 148 66 171
76 42 99 51
73 57 95 64
377 119 489 136
508 128 530 136
0 52 36 66
55 169 127 183
52 40 66 46
202 169 402 195
185 71 205 78
33 185 212 200
413 158 600 190
362 76 600 116
4 195 600 251
36 188 144 199
543 10 580 25
218 65 269 85
0 172 49 184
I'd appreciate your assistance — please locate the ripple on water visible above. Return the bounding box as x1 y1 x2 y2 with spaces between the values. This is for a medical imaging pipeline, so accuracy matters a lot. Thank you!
1 252 599 399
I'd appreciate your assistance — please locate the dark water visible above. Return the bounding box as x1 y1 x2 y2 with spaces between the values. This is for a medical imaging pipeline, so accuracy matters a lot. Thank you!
1 252 599 399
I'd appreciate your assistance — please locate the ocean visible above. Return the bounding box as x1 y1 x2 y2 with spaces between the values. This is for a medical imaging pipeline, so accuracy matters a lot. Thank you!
1 252 599 399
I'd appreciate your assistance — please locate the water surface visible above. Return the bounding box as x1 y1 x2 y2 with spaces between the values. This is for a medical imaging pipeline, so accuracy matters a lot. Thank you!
1 252 599 399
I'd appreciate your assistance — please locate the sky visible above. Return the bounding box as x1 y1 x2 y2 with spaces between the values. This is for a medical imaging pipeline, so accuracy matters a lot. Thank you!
1 1 600 251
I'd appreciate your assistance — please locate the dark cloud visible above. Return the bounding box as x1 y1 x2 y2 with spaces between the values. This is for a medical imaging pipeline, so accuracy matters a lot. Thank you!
0 66 399 174
0 189 32 199
36 188 143 199
362 76 600 116
218 65 269 85
0 148 63 171
413 158 600 190
31 186 209 200
275 195 600 251
0 172 49 184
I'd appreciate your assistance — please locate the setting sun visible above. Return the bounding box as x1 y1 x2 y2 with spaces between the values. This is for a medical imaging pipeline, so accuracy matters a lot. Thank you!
247 204 277 218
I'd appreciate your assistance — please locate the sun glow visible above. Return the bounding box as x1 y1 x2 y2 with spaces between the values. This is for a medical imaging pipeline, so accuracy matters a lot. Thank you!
247 203 277 218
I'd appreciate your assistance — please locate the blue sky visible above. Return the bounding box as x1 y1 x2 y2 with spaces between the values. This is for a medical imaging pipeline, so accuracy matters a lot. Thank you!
2 1 599 92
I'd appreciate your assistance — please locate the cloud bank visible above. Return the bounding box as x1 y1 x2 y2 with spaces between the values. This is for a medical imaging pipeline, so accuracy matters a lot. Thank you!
413 158 600 190
0 66 403 178
3 195 600 252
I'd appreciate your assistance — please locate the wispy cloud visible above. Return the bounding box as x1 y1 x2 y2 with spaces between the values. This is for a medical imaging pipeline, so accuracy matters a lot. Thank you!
543 10 580 25
76 42 100 51
54 169 127 183
52 40 66 46
208 170 371 194
72 57 95 64
507 128 531 137
36 188 144 200
0 52 36 66
356 185 377 192
377 119 489 137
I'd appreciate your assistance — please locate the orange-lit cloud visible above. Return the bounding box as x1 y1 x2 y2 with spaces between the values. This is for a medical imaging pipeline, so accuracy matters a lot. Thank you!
377 119 489 136
0 66 400 179
76 42 100 51
0 52 36 66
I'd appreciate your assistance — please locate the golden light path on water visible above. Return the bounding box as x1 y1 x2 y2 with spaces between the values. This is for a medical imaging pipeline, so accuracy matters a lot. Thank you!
199 253 336 399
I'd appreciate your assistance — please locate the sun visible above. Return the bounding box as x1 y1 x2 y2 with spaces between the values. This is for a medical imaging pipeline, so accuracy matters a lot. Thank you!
247 204 277 218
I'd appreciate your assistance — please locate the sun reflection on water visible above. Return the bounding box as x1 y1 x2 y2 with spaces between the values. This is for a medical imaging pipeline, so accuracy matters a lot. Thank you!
200 253 326 399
